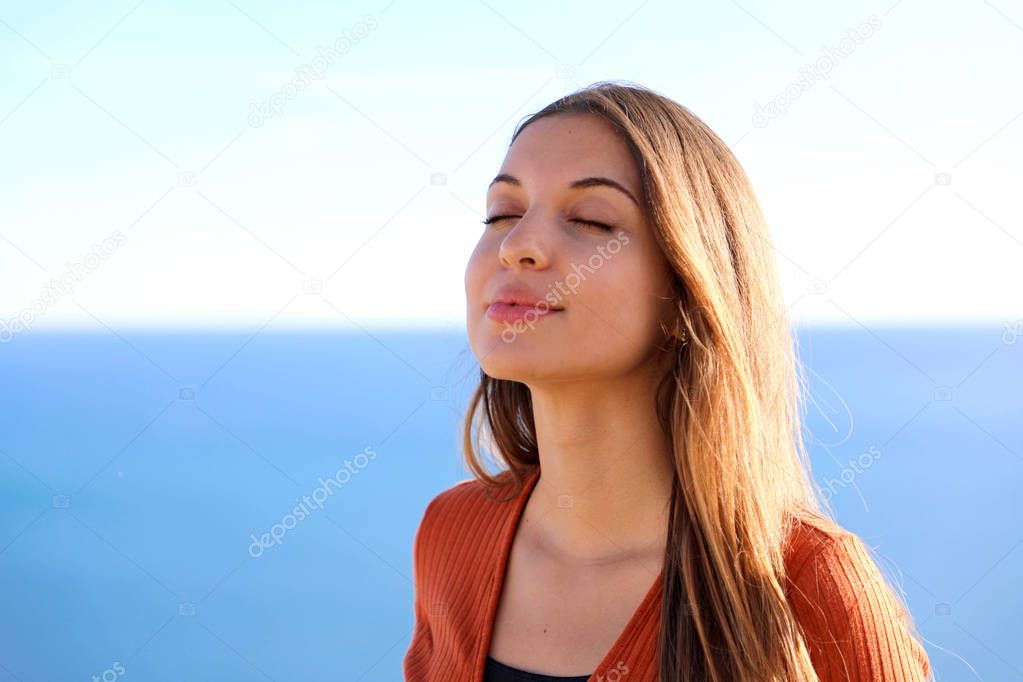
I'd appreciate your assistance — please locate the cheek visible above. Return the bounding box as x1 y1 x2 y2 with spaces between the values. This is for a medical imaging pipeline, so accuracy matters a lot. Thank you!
575 255 669 342
464 241 489 300
464 239 500 344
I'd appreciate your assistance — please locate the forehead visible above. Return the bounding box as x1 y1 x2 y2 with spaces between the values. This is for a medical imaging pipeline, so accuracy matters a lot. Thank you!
495 113 641 196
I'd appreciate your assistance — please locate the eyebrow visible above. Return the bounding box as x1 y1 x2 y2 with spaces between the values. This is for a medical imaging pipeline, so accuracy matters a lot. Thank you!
487 173 640 208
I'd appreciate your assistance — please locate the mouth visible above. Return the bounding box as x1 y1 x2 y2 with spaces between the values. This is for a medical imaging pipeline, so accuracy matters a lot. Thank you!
485 302 564 325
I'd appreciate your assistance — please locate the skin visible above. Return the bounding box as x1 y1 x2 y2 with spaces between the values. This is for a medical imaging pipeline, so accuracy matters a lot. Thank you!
464 113 680 672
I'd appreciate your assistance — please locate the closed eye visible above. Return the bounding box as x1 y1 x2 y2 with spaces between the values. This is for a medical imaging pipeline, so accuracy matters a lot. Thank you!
481 215 615 232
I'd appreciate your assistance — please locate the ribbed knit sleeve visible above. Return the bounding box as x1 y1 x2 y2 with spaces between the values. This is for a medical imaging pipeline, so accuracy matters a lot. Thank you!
404 493 440 680
786 532 932 682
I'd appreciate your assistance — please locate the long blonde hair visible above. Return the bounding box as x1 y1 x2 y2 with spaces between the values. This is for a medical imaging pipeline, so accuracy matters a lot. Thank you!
462 81 925 681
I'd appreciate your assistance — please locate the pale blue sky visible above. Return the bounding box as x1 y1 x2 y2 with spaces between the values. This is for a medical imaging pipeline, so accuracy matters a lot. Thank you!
2 0 1021 332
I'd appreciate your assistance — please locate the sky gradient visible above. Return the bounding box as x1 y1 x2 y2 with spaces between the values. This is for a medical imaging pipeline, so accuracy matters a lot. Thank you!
1 0 1021 332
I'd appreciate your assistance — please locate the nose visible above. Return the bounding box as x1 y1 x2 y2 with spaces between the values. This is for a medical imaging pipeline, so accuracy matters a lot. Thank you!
497 211 551 270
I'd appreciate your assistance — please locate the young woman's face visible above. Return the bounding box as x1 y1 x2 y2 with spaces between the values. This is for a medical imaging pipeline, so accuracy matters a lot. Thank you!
465 112 676 383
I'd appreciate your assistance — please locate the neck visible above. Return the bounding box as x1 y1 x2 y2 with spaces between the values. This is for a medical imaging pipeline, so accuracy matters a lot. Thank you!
519 370 675 571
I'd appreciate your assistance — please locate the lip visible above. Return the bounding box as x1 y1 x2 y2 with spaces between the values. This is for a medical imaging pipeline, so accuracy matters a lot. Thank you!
486 302 563 325
487 285 564 310
485 285 564 325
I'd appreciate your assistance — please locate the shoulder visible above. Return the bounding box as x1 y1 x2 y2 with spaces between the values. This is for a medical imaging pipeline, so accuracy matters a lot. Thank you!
404 476 497 677
410 478 480 566
404 470 533 678
784 515 932 681
417 477 485 529
411 469 530 570
414 471 515 536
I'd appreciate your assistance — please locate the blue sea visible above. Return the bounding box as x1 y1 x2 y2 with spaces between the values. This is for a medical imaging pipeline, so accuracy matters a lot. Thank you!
0 326 1019 681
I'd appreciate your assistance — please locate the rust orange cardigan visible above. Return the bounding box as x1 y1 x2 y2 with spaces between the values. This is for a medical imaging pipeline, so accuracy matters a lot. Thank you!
403 467 931 681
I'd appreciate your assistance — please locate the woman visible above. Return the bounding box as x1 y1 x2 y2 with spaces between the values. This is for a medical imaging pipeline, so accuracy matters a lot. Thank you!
403 81 932 681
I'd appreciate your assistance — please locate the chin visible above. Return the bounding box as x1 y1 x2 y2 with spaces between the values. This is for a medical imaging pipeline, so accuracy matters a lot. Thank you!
470 329 552 381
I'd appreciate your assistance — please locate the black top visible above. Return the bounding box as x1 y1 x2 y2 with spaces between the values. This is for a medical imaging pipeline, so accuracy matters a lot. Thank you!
484 655 591 681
